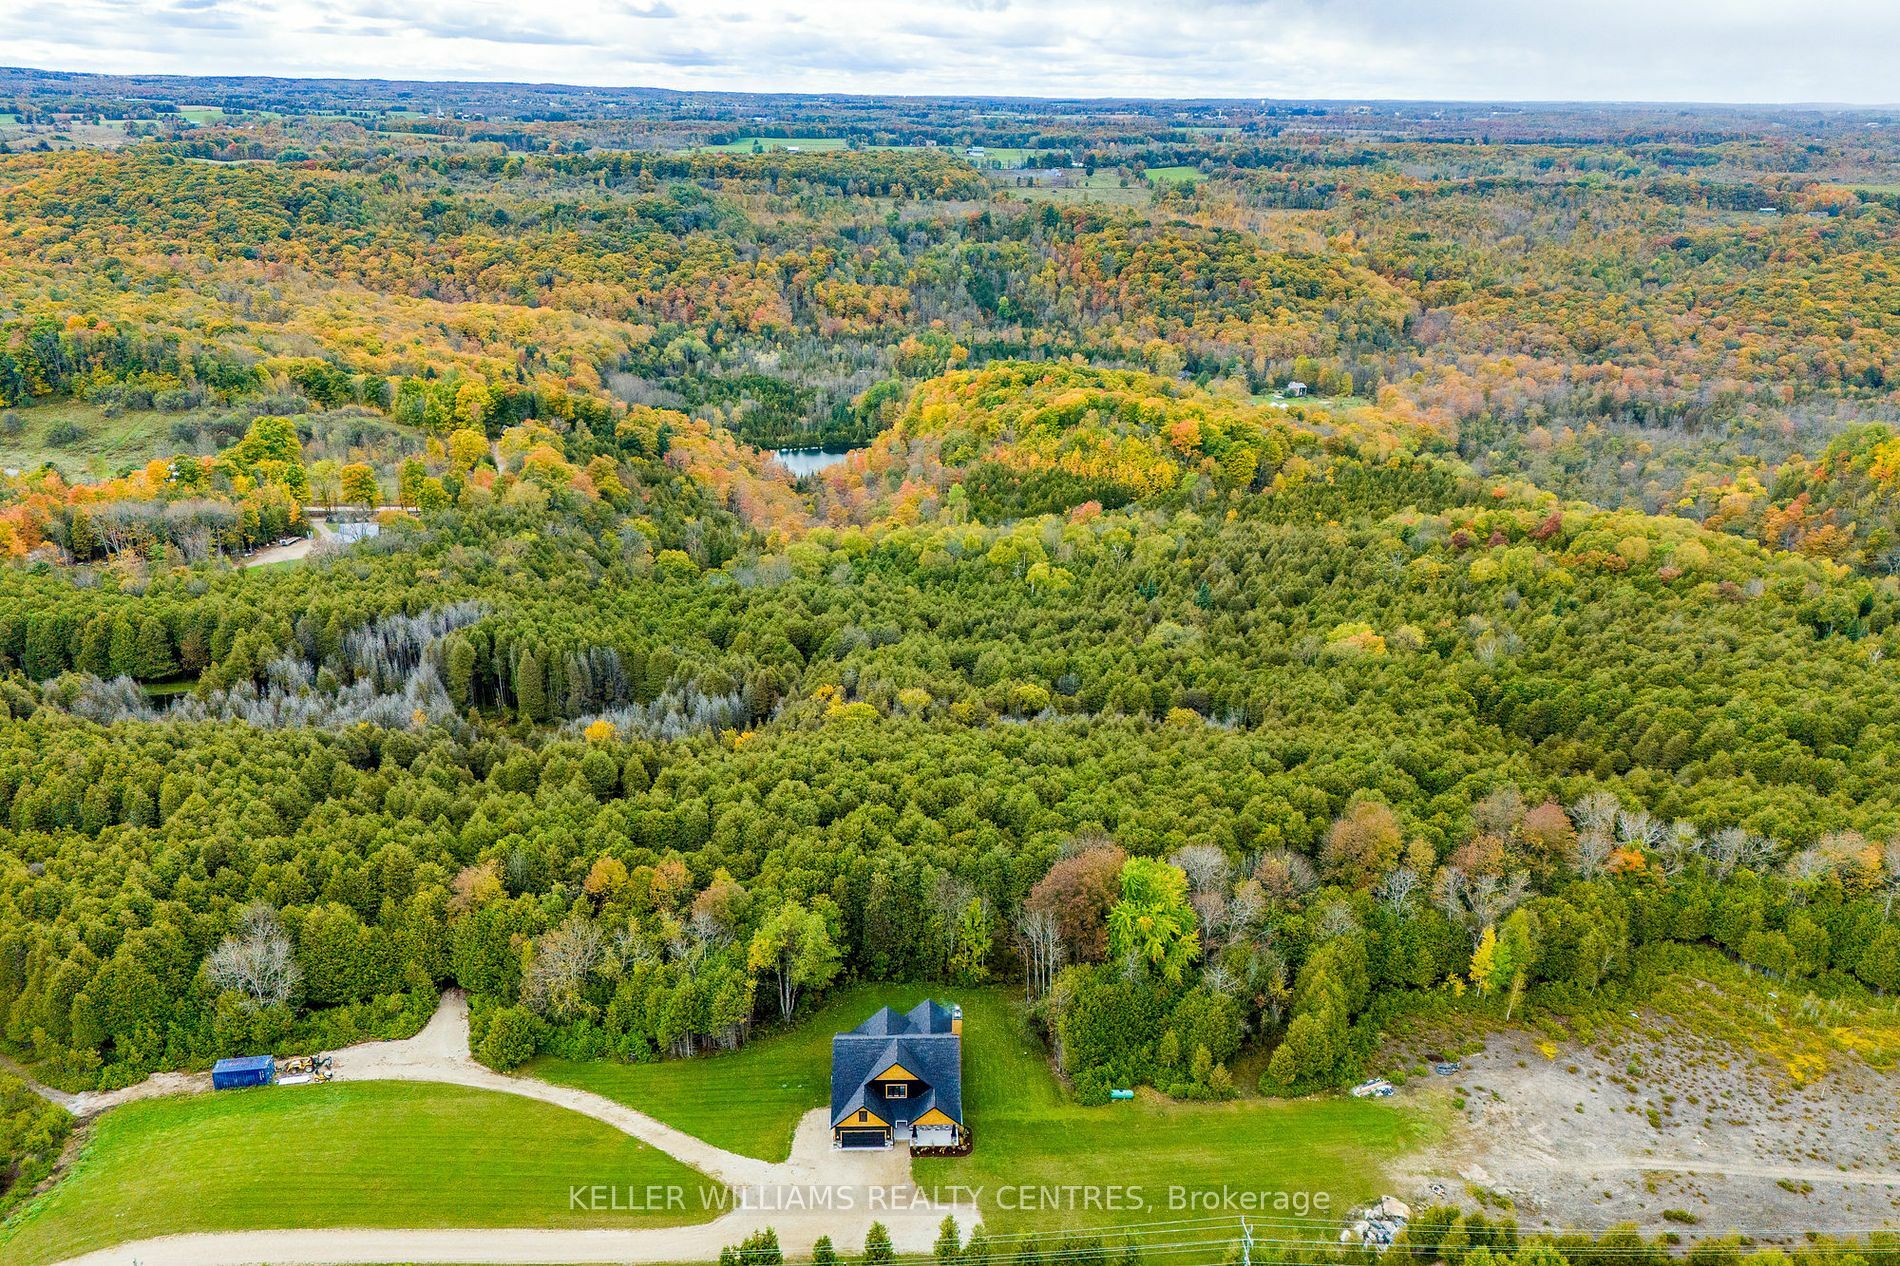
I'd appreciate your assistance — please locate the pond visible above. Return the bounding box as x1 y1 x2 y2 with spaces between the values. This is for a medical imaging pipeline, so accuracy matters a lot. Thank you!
771 446 857 477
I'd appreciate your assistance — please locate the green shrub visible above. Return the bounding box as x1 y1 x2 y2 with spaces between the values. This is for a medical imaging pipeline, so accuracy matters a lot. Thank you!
478 1004 542 1070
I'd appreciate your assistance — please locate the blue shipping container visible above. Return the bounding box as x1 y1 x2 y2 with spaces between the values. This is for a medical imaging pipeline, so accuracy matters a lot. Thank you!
211 1055 275 1090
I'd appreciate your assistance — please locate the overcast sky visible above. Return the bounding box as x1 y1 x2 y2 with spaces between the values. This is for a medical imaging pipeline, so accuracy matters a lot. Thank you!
5 0 1899 104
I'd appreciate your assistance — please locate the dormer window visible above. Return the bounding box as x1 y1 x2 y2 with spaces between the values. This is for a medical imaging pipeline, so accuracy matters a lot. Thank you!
885 1082 908 1098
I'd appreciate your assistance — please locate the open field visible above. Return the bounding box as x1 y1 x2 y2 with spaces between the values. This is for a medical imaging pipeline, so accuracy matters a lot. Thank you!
995 172 1150 207
1 399 425 482
1144 165 1203 183
178 106 227 124
0 121 134 150
701 136 848 153
966 147 1036 167
0 401 173 476
0 1081 715 1266
1258 393 1371 412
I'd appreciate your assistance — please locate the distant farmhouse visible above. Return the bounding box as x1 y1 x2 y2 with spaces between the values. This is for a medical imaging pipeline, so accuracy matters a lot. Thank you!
830 1000 967 1151
1284 380 1308 397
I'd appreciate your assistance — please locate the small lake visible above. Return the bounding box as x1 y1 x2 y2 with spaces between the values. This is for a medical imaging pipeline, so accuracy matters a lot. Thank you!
771 447 857 477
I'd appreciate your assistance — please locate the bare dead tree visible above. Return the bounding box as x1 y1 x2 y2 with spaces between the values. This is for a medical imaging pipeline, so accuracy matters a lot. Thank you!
1190 888 1229 943
1376 865 1422 913
1569 790 1621 839
1818 831 1868 869
1881 839 1900 918
1738 831 1780 872
1656 820 1702 876
1315 900 1360 941
1014 907 1064 1001
1571 832 1614 878
204 903 299 1011
687 906 734 951
1224 879 1265 940
1615 808 1665 851
1704 827 1749 879
1785 847 1835 887
1469 872 1530 929
522 917 605 1021
1169 844 1232 897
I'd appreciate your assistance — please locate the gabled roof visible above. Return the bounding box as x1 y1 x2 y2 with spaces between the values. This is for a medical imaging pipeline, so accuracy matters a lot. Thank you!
845 999 958 1038
831 1001 963 1129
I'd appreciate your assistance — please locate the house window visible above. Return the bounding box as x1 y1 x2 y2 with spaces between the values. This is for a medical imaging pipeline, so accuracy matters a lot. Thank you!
885 1083 908 1098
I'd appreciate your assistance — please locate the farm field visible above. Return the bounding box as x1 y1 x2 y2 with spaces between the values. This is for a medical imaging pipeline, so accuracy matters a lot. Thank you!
701 136 848 152
995 171 1150 205
966 147 1036 167
0 1081 717 1266
1144 165 1203 183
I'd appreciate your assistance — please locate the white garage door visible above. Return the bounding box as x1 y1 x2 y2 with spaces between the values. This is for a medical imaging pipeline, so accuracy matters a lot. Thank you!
912 1124 958 1148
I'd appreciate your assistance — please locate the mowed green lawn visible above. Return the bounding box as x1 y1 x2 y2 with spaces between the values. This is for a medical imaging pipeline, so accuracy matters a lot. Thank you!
541 985 1438 1235
0 1081 718 1266
916 994 1441 1232
533 984 946 1162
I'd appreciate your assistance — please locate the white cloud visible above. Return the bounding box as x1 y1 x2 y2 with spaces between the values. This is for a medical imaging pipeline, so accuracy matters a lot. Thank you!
3 0 1897 102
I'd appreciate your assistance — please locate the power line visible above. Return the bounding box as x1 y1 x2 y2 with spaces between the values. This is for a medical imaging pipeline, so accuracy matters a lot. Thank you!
872 1211 1900 1266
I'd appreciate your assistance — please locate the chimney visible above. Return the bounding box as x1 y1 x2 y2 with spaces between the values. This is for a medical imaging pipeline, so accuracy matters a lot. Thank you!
950 1004 963 1036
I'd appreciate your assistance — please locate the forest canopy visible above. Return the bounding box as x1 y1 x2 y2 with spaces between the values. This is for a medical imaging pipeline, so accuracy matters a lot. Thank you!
1 91 1899 1118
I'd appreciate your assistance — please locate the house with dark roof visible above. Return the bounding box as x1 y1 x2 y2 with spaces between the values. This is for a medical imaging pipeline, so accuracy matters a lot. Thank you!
830 999 967 1151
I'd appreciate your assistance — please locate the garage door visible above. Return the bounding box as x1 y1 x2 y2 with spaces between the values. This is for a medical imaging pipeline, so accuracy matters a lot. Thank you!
912 1125 958 1148
839 1129 888 1149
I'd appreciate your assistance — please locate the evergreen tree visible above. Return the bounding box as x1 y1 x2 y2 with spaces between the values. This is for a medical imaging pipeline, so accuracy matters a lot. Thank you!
516 649 546 722
934 1216 962 1266
135 618 176 680
107 614 139 679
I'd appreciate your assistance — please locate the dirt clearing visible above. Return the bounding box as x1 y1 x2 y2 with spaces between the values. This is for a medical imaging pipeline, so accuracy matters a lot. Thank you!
1389 1014 1900 1239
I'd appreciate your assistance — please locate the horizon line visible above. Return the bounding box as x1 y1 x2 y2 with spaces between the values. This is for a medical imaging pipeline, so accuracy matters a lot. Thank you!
4 64 1899 113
